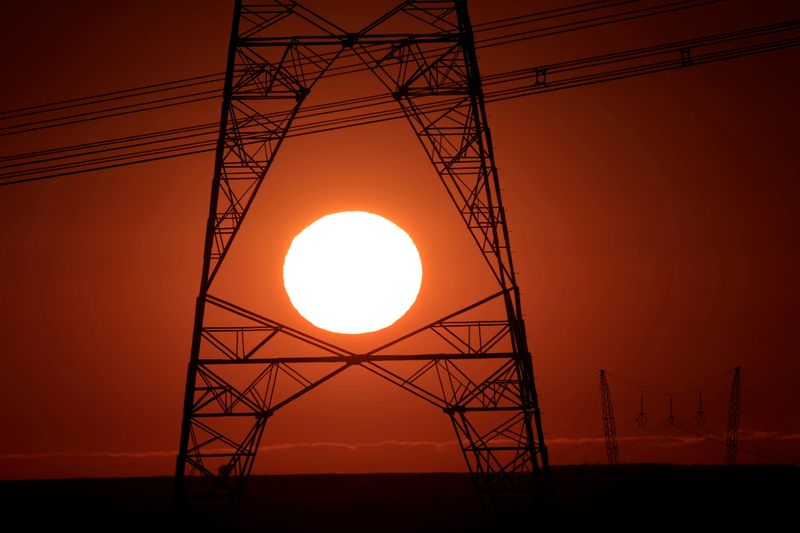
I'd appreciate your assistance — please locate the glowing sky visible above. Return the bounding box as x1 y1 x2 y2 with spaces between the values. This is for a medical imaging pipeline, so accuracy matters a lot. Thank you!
0 0 798 478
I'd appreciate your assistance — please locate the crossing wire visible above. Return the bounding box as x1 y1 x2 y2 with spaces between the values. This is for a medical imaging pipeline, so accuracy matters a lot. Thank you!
0 0 704 119
3 6 798 186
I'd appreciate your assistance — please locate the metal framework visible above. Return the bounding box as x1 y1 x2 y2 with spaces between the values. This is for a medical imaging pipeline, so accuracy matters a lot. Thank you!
174 0 550 522
636 392 647 428
599 369 619 465
725 366 741 465
695 392 705 427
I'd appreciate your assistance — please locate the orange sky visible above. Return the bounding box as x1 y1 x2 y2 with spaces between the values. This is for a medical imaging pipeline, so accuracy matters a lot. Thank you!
1 0 799 479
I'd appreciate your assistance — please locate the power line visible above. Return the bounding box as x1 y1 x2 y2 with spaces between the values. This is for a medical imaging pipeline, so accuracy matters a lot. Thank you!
605 368 738 396
472 0 640 32
2 16 797 186
0 73 226 122
0 0 723 133
0 122 218 164
478 0 726 49
0 90 220 137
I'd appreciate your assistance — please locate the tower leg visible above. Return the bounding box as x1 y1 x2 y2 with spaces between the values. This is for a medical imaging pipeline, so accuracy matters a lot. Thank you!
599 370 620 465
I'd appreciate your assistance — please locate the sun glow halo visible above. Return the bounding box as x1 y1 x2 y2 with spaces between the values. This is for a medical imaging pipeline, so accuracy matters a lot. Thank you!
283 211 423 334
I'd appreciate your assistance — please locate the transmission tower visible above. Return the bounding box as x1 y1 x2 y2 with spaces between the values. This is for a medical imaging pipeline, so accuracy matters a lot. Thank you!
725 366 741 465
599 370 619 465
695 392 705 427
174 0 550 522
636 392 647 428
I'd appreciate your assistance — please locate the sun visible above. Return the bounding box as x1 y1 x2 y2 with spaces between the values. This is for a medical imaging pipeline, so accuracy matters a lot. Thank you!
283 211 423 334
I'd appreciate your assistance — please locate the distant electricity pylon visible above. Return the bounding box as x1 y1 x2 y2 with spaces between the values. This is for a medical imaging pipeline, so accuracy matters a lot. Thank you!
600 367 745 465
173 0 550 523
725 366 742 465
599 369 619 465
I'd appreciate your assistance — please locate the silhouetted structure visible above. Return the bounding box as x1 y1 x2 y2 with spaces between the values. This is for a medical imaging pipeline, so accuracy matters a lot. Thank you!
725 366 742 465
695 392 705 427
636 392 647 428
599 370 619 465
174 0 550 523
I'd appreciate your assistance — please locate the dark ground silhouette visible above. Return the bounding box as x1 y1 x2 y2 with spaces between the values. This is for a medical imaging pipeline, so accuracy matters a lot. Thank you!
1 465 796 531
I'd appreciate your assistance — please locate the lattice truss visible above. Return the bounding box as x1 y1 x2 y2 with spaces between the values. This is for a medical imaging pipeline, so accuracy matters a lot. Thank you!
176 0 549 518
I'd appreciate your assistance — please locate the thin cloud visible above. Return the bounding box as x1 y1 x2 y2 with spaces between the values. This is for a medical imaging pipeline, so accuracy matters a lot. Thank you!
258 440 458 452
1 432 797 461
0 450 176 460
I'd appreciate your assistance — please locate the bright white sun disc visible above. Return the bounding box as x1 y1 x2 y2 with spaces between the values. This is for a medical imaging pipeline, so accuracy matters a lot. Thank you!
283 211 423 334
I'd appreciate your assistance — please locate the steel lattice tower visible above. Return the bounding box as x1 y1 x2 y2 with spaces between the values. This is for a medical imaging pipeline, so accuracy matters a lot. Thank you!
598 369 619 465
725 366 741 465
174 0 550 521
